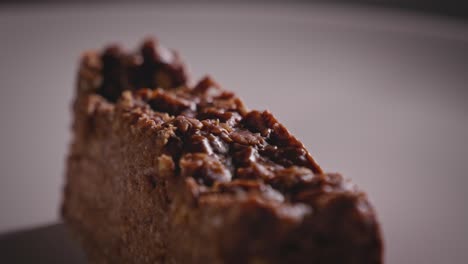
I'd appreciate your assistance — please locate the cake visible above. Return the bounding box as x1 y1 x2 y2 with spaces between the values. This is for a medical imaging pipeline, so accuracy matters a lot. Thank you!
62 38 383 263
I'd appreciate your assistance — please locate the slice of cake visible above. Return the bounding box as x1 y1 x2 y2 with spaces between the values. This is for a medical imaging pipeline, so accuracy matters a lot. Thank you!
62 38 383 263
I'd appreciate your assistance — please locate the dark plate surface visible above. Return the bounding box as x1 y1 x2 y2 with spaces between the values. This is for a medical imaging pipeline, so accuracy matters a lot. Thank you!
0 223 86 264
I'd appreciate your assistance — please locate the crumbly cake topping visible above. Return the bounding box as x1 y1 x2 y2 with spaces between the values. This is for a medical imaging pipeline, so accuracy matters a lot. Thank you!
89 38 362 206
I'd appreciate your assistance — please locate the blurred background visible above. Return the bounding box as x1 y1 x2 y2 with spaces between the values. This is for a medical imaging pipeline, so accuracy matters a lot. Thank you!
0 1 467 263
1 0 467 19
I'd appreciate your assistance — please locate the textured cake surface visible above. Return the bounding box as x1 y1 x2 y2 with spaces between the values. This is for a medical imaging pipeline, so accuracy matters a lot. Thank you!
62 39 383 263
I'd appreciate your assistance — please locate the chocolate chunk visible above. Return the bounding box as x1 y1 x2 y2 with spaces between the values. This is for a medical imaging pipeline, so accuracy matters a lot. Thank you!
232 145 258 167
97 38 189 102
236 162 274 180
140 39 188 89
99 45 132 101
148 90 196 116
192 76 221 95
207 134 229 154
243 110 273 137
230 130 264 146
180 153 232 186
186 135 213 155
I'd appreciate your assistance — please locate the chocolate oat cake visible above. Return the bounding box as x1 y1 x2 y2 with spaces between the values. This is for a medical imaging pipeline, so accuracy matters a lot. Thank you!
62 38 383 263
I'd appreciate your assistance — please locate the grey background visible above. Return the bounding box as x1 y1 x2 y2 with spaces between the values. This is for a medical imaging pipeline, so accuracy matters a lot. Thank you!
1 3 468 263
1 1 466 20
